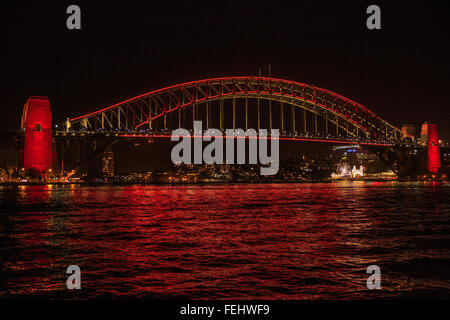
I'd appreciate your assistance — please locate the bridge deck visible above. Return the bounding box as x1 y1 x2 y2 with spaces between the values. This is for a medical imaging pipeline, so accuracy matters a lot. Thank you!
53 130 416 147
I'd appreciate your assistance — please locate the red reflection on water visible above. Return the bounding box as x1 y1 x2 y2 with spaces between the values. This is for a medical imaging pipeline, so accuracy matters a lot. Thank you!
2 182 449 299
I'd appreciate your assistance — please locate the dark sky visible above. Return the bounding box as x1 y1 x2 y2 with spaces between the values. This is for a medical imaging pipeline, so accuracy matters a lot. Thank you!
2 1 449 140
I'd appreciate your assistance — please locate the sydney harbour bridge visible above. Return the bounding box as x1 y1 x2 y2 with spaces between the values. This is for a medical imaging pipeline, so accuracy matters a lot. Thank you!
12 76 442 177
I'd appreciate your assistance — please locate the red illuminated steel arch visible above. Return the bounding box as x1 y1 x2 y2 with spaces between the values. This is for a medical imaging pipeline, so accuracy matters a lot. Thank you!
65 76 412 142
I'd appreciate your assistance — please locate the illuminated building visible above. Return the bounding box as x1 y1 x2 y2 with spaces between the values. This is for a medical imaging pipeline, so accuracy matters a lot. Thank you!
351 165 364 178
331 163 351 179
401 124 417 139
101 151 114 178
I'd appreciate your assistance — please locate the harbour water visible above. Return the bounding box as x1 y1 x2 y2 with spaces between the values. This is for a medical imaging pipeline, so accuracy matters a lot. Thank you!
1 182 449 299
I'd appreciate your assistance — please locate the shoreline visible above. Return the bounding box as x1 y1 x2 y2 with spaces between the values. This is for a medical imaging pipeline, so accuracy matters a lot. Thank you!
0 179 448 187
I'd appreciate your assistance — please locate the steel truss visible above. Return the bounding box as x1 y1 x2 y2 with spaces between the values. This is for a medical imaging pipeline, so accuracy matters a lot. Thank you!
64 76 413 143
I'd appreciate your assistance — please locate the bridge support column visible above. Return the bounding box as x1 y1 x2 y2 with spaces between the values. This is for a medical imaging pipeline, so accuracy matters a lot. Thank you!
220 97 224 131
148 99 152 130
206 100 209 129
192 104 195 129
346 121 349 139
280 100 284 133
291 104 295 137
335 115 338 136
315 113 318 135
303 109 307 134
269 99 272 130
245 96 248 131
117 107 121 130
233 97 236 130
257 94 260 131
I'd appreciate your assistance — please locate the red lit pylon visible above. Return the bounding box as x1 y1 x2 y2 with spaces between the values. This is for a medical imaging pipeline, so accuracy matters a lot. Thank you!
21 96 53 172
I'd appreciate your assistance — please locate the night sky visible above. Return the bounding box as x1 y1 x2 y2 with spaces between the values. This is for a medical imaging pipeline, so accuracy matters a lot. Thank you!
2 1 449 140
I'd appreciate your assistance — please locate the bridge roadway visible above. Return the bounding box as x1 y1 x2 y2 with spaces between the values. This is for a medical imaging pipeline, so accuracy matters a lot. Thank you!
52 130 416 148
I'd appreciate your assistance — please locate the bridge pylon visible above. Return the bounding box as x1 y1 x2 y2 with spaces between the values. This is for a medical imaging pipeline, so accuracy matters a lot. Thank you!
420 122 441 174
20 96 53 172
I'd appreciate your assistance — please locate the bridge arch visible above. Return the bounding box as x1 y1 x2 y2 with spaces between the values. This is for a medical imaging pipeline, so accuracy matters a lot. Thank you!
65 76 412 143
